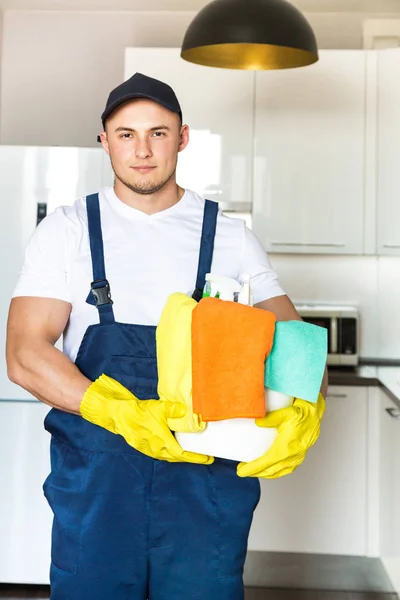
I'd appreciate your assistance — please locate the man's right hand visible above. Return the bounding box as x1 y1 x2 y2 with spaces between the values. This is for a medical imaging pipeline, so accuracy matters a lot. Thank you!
81 374 214 465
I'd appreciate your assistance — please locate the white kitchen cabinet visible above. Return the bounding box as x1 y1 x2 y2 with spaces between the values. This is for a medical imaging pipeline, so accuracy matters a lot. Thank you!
378 390 400 558
0 401 51 584
376 48 400 255
366 387 400 593
252 51 366 255
248 386 369 555
124 48 254 210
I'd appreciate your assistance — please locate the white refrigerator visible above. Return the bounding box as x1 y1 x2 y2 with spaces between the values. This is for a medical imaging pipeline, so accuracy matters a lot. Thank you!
0 145 112 584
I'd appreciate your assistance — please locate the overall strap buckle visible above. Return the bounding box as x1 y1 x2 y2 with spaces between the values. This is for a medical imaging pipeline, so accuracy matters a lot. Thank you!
192 288 203 303
90 279 113 307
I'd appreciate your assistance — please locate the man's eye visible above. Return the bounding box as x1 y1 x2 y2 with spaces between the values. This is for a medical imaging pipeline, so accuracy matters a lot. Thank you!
121 133 132 139
152 131 165 137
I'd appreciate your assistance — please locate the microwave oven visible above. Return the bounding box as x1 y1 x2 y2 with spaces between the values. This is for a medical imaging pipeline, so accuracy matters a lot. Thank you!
295 305 359 366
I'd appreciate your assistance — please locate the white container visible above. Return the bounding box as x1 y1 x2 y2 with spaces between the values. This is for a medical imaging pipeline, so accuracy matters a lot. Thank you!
176 389 293 463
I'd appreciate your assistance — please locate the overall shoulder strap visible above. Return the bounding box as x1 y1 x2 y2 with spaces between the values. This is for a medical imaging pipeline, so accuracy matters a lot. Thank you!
192 199 219 302
85 193 115 324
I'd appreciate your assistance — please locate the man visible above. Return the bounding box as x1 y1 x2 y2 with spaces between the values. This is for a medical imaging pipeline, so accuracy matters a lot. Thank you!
6 73 327 600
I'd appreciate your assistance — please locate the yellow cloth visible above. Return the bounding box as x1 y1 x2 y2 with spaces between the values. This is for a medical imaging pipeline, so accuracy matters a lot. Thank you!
156 292 206 433
237 393 326 479
80 374 213 465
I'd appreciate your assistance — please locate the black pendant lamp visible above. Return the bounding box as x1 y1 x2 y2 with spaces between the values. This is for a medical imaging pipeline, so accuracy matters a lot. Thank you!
181 0 318 70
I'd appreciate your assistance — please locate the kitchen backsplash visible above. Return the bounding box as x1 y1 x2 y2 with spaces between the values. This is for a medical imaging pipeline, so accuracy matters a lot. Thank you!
269 254 400 361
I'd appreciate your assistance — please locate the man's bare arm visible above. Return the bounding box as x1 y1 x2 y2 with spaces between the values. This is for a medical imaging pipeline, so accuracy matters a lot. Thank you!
6 297 91 414
254 294 328 398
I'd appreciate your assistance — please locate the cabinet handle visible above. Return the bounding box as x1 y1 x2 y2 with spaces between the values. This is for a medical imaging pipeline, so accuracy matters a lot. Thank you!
382 244 400 249
326 394 348 399
385 407 400 420
271 242 346 248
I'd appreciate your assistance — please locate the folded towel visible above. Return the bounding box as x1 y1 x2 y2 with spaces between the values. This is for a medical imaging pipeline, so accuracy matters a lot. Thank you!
192 297 276 421
264 320 327 403
156 292 206 433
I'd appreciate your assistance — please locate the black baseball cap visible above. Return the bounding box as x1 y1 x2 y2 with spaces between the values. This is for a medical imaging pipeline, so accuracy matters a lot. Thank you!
101 72 182 128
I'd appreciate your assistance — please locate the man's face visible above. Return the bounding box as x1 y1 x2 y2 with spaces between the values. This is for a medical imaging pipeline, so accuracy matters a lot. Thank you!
100 98 189 195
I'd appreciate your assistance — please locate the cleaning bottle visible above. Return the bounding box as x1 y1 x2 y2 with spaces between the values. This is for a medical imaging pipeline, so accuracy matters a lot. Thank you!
202 273 241 301
237 273 251 306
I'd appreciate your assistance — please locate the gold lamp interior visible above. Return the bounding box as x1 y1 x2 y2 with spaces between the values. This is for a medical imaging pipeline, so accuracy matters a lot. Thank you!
181 42 318 71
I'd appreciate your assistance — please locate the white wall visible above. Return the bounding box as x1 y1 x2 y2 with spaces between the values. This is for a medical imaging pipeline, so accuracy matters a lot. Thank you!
268 254 400 361
376 257 400 359
1 9 400 147
0 10 195 146
271 255 378 358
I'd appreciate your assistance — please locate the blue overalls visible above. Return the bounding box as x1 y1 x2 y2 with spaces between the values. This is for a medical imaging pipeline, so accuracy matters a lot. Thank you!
43 193 261 600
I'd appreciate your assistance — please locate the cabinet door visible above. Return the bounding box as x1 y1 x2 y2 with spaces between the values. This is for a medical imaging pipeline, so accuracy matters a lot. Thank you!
252 51 366 255
376 389 400 593
379 390 400 558
376 48 400 255
0 401 51 584
248 386 368 555
124 48 254 210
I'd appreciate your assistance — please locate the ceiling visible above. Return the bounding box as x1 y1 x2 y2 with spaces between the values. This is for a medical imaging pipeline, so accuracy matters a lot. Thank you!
0 0 399 12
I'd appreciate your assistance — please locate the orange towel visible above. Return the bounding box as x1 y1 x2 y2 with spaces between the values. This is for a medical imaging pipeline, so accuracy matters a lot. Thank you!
191 297 276 421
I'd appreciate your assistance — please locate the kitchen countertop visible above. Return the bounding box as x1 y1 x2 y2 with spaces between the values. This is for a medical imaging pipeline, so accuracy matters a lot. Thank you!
328 362 400 411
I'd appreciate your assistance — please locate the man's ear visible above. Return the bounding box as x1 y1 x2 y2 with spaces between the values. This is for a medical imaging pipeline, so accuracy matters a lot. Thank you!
178 124 190 153
99 131 110 155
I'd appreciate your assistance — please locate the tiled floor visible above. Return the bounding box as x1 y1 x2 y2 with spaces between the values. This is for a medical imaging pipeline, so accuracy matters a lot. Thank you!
245 590 398 599
0 587 49 599
244 552 397 593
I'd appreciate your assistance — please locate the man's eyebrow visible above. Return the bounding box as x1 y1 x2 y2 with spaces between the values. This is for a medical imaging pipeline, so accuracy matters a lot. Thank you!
114 125 171 133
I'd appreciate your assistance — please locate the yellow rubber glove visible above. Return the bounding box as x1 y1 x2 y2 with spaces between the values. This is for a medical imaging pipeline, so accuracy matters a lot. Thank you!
156 292 206 433
80 374 213 465
237 393 326 479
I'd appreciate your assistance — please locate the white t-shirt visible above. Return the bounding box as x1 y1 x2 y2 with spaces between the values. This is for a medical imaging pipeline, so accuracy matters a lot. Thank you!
13 187 285 362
